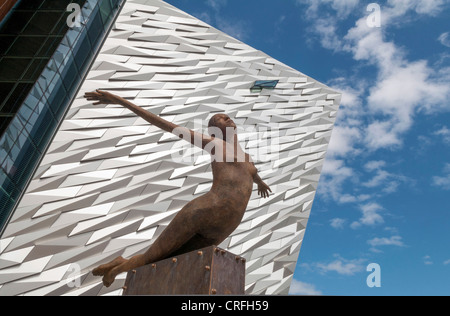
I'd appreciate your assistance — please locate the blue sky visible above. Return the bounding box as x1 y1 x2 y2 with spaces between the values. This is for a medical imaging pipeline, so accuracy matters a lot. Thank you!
165 0 450 296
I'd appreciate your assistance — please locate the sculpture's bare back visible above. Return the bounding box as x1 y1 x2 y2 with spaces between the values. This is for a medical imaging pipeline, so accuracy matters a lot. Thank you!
85 90 272 287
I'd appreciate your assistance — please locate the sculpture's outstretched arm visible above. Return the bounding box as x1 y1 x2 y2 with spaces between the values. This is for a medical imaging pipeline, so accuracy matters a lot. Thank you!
252 163 272 198
84 90 214 150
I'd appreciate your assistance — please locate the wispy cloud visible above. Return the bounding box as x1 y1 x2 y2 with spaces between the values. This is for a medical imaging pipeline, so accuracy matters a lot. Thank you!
215 16 250 41
296 0 450 151
438 32 450 47
362 162 412 194
317 158 356 203
289 279 323 295
197 0 250 41
434 126 450 144
367 235 405 252
364 160 386 172
423 255 433 265
205 0 228 12
351 202 384 229
432 163 450 190
330 218 346 229
314 256 366 276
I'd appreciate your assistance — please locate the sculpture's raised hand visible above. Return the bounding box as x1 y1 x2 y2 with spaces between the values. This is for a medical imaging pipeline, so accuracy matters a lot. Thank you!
257 181 272 199
84 90 120 105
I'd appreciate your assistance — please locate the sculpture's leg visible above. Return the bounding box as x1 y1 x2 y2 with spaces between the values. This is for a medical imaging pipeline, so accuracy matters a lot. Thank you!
96 195 216 287
92 256 127 277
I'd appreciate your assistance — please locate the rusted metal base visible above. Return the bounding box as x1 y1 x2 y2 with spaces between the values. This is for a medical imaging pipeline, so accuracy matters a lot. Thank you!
122 246 246 296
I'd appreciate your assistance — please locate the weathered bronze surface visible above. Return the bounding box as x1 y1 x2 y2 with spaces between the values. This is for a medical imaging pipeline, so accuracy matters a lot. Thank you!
122 246 245 295
85 90 272 288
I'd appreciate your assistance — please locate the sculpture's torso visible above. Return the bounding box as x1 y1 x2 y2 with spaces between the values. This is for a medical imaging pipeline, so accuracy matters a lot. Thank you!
190 138 258 240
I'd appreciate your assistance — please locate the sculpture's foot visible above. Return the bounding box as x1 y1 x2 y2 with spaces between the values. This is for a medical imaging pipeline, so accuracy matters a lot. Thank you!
92 256 126 278
102 266 121 288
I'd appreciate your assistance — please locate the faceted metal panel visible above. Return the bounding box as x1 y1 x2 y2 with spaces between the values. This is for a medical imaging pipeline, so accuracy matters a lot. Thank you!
0 0 340 296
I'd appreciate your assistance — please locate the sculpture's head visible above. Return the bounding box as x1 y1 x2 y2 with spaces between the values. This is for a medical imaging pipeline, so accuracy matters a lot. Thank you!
208 114 237 139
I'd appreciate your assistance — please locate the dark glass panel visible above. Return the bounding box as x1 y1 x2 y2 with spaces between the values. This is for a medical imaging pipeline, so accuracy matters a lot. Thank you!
51 12 71 36
0 169 15 197
22 11 64 36
60 53 79 97
6 36 46 57
22 58 50 81
72 0 88 6
8 131 35 184
1 83 34 114
72 28 92 74
0 11 34 35
41 0 73 10
46 76 69 120
16 143 40 188
99 0 113 26
29 102 55 146
14 0 43 10
37 36 63 58
0 36 15 56
86 7 104 47
0 117 13 138
0 57 32 81
0 82 15 108
0 194 16 229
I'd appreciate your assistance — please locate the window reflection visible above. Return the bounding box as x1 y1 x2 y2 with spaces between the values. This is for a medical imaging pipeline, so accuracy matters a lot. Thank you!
0 0 124 230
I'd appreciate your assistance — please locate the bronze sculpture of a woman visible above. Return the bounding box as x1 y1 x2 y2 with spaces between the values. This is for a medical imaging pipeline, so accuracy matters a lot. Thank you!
84 90 272 287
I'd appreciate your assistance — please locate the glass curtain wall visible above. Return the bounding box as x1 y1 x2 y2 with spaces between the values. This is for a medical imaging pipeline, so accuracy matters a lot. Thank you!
0 0 124 232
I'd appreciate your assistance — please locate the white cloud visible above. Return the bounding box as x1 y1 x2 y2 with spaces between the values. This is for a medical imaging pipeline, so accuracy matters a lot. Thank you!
318 158 355 202
361 164 410 194
199 0 249 41
312 17 343 51
298 0 450 151
444 259 450 265
352 202 384 229
432 163 450 190
410 0 447 16
363 169 391 188
344 20 450 150
423 255 433 265
330 0 360 17
330 218 346 229
434 126 450 144
315 256 366 276
365 160 386 172
289 280 323 295
365 120 403 149
439 32 450 47
215 16 249 41
298 0 360 18
327 125 362 157
367 235 405 247
364 60 450 150
383 0 447 21
338 193 371 204
205 0 227 12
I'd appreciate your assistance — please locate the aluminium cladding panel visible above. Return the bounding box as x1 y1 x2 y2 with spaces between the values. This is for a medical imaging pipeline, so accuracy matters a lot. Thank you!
0 0 340 296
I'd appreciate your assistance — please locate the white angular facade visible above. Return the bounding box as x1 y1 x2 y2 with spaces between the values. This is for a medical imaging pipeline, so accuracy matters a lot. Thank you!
0 0 340 296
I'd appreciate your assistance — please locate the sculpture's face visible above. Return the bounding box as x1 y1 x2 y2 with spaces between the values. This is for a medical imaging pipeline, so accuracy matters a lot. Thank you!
208 114 236 138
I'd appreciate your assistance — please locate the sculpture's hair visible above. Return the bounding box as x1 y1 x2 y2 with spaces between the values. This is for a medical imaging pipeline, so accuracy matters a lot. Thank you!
208 114 220 128
208 114 222 137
